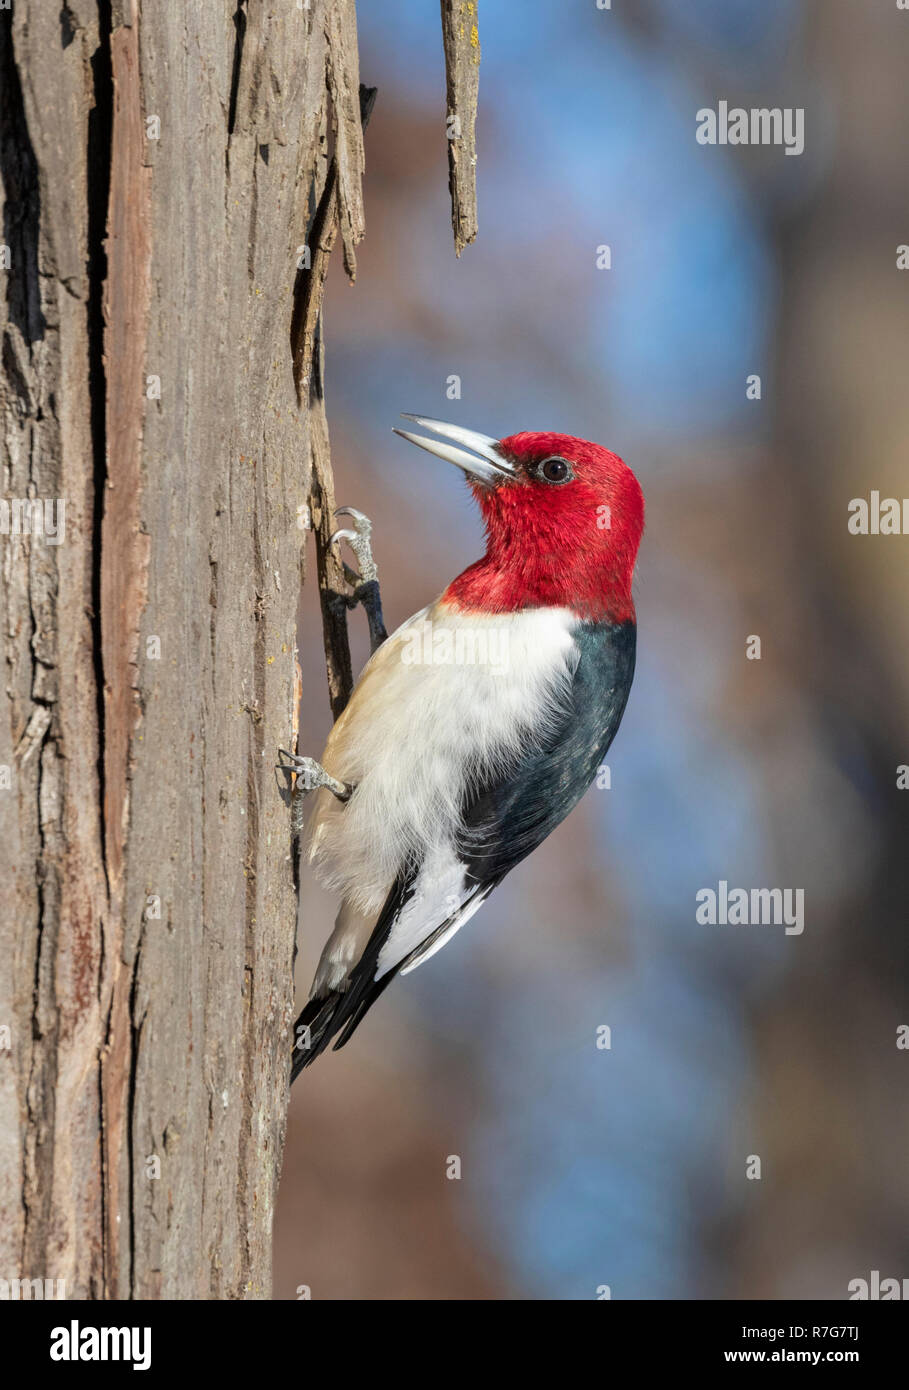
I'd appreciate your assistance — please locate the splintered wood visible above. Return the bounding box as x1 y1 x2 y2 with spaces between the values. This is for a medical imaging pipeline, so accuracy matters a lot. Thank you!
440 0 480 255
291 83 377 721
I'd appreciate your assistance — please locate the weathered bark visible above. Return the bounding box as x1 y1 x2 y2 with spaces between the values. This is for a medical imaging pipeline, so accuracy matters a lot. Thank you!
440 0 480 255
292 83 375 721
0 0 365 1300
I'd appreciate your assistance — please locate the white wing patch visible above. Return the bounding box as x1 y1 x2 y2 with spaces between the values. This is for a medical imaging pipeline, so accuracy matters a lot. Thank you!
375 841 493 979
398 889 491 977
305 600 578 924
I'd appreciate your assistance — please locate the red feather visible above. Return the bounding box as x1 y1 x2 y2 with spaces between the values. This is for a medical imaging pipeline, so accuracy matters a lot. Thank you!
443 432 644 624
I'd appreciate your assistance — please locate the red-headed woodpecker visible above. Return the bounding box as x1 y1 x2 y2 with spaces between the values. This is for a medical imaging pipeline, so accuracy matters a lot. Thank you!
290 416 644 1075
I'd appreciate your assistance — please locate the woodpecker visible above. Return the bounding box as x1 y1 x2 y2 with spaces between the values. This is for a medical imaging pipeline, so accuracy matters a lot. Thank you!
288 415 644 1076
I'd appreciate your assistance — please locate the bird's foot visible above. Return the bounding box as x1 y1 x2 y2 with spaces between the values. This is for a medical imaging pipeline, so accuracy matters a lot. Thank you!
330 507 388 653
278 750 353 801
330 506 378 585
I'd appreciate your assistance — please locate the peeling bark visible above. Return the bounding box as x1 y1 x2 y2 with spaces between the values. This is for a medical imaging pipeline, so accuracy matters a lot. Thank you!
292 83 376 720
324 0 367 280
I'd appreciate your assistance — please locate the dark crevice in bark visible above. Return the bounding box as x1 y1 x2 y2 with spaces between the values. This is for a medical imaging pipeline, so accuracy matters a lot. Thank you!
0 9 46 343
87 0 113 890
227 0 247 138
99 993 115 1293
126 922 147 1300
93 1062 105 1297
60 4 79 49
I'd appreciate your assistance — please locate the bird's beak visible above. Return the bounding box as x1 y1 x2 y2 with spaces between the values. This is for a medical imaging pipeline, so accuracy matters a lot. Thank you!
392 414 515 486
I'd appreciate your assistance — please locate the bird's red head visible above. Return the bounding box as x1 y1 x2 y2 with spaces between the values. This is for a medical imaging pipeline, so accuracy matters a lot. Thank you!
461 430 644 622
394 417 644 624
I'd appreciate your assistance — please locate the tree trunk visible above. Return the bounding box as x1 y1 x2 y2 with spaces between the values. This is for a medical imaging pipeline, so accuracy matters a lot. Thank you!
0 0 365 1299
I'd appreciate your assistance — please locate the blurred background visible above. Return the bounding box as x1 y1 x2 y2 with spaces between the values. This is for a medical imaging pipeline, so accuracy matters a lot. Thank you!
274 0 909 1299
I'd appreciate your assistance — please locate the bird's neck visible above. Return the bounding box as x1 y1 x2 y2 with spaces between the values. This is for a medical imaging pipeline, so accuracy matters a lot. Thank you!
443 535 637 624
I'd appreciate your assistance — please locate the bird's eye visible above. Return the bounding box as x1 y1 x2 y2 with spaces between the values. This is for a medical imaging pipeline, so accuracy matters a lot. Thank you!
537 456 573 484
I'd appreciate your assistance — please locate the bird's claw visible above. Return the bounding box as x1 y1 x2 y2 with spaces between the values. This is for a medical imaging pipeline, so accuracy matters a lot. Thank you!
324 505 387 653
277 750 353 802
326 529 363 587
329 506 378 584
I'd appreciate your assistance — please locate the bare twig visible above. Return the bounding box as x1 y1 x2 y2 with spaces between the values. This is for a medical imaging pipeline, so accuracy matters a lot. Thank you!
440 0 480 255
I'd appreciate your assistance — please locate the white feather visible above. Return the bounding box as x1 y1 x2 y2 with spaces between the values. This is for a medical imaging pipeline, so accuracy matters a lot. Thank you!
397 885 491 976
377 840 495 978
306 601 578 922
311 900 376 995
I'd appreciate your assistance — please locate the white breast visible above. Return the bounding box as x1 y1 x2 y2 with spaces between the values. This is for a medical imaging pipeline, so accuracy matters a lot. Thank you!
305 600 579 917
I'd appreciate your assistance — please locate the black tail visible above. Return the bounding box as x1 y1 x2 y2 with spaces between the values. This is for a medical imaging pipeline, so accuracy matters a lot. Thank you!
289 971 396 1082
289 871 497 1082
290 993 340 1080
289 872 417 1082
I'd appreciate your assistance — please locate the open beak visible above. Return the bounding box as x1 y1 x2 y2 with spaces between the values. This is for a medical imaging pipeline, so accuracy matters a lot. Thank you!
392 414 515 486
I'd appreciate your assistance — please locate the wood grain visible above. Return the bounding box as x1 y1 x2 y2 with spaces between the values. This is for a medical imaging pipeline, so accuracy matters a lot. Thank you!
440 0 480 255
